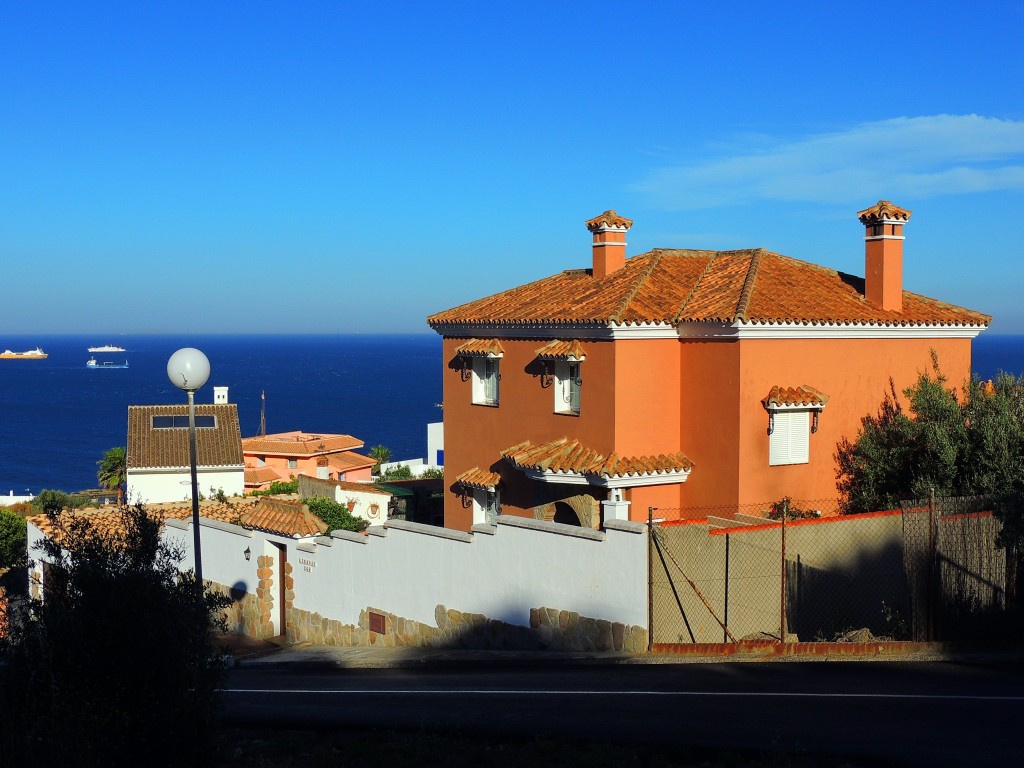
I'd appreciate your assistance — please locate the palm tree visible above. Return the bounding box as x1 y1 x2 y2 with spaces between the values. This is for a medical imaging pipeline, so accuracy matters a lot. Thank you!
369 445 392 475
97 446 127 504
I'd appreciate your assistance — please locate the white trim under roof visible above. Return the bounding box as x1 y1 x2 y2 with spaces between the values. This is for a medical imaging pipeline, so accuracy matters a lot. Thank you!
520 466 692 489
433 320 986 341
675 321 987 340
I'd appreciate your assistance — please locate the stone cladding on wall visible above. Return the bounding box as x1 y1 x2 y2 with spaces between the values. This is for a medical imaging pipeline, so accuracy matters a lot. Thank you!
284 602 647 652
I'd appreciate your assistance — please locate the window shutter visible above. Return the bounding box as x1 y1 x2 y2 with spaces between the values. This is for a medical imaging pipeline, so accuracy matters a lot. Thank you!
769 411 809 465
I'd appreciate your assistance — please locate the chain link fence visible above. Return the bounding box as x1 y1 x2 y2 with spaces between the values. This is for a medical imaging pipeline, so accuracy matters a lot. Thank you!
649 496 1018 644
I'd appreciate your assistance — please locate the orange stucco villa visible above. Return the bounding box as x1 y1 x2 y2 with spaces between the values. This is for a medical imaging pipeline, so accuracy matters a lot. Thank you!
240 430 375 491
428 202 990 532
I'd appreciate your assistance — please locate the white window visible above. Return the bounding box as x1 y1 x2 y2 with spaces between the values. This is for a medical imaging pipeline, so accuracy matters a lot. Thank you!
553 360 582 415
287 459 298 470
471 357 500 406
472 488 501 525
769 411 810 466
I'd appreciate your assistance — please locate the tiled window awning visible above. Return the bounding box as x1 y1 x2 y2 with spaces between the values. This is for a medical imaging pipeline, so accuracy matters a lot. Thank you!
501 437 692 488
761 385 830 410
535 339 586 361
454 467 501 491
454 339 504 358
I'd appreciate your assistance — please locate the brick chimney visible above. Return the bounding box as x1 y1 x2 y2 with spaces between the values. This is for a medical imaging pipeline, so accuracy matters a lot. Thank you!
857 200 911 312
585 210 633 279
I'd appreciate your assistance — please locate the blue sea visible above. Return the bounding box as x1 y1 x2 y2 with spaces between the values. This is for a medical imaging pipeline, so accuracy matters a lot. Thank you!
0 334 442 495
1 333 1022 495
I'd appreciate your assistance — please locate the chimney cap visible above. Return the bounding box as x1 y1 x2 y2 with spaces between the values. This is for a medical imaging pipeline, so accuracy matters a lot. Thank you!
585 210 634 232
857 200 912 225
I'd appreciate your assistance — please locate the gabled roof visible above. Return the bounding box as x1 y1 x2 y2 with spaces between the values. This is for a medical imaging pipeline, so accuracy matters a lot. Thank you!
427 249 990 329
127 404 244 470
502 437 693 479
241 431 365 457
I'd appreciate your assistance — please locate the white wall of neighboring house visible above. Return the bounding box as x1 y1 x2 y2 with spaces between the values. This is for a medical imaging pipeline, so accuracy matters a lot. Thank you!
0 490 33 506
127 467 244 504
427 421 443 467
329 486 390 524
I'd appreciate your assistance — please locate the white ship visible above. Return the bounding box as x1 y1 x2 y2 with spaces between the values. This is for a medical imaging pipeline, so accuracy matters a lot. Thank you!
88 344 127 353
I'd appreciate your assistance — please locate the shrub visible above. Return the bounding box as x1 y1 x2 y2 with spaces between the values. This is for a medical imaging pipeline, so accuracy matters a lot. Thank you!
0 509 27 569
0 503 229 767
252 479 298 496
304 497 369 533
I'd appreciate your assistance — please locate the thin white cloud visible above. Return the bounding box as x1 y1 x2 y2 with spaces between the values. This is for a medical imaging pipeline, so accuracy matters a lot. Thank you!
635 115 1024 208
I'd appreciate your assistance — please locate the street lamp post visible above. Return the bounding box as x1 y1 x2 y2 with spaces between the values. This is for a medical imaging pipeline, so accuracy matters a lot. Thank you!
167 348 211 599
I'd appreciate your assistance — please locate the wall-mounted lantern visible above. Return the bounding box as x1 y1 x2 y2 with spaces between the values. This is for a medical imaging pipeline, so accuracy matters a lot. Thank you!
243 546 251 561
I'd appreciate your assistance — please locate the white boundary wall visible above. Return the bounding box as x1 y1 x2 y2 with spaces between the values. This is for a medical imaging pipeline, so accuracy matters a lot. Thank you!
166 515 648 631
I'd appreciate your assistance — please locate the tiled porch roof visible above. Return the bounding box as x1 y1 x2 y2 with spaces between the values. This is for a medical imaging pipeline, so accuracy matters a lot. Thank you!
761 385 830 409
535 339 586 360
502 437 693 479
454 338 505 357
454 467 501 490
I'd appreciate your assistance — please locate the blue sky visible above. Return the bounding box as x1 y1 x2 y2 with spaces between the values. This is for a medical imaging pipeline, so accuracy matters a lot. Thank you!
2 1 1022 334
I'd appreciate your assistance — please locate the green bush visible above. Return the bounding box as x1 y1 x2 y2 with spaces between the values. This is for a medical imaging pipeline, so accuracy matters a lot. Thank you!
252 479 298 496
0 509 27 569
304 497 369 533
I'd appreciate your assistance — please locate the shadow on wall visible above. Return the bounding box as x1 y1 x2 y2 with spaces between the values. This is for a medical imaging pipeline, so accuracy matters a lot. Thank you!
786 541 910 641
283 600 648 654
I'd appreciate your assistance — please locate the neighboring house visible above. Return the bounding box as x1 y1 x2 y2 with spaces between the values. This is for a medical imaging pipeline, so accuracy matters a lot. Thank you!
241 431 375 491
427 203 990 531
126 402 245 504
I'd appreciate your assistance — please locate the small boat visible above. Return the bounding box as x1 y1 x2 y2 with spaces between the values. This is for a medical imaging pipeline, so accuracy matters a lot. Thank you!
0 348 48 359
87 357 129 369
88 344 126 353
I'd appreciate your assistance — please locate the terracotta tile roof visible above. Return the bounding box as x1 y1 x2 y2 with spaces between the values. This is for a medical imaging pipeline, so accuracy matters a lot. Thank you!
502 437 693 478
454 338 505 357
325 451 375 472
243 497 327 537
127 404 244 470
585 209 634 230
858 200 911 223
244 465 285 486
241 431 365 457
28 498 260 544
28 494 337 542
535 339 586 360
454 467 501 490
427 248 989 329
762 385 830 409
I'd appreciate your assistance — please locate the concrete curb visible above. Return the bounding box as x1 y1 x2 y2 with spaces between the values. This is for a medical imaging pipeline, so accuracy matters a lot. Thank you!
232 641 1024 669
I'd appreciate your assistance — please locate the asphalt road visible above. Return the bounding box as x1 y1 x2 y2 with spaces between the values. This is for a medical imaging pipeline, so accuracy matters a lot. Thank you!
222 659 1024 766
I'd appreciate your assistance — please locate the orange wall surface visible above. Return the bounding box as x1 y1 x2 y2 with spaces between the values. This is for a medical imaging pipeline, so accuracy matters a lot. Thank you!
442 337 618 530
441 332 976 530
